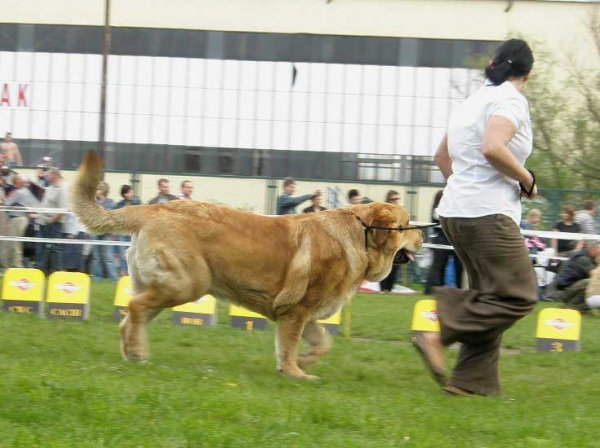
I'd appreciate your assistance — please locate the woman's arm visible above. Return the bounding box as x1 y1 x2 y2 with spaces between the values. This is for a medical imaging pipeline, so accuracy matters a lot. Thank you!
434 134 452 179
481 115 536 199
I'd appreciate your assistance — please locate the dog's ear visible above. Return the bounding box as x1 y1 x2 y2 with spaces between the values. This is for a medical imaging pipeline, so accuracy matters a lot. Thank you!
370 208 396 247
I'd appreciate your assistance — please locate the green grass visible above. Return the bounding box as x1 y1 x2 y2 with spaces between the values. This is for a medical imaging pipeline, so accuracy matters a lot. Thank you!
1 282 600 447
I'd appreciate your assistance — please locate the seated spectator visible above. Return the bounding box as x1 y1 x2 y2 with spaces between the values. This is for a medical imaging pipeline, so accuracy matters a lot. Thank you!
148 178 179 204
302 195 327 213
276 177 319 215
545 241 600 311
551 205 582 260
585 265 600 310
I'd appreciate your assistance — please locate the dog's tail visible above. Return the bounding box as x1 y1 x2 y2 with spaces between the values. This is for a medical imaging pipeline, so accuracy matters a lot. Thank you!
70 151 142 235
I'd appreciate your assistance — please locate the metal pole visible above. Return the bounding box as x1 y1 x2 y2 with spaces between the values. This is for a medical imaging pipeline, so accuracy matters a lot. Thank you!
99 0 111 163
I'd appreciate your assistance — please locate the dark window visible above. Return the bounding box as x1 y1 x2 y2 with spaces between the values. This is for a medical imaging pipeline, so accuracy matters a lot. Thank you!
0 24 18 51
184 149 201 173
17 24 35 52
419 39 453 68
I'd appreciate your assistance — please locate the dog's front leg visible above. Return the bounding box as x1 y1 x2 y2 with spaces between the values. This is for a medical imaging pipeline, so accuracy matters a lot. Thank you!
275 314 320 380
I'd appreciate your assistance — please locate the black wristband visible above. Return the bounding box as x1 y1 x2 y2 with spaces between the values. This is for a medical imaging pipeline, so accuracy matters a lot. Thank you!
519 169 536 196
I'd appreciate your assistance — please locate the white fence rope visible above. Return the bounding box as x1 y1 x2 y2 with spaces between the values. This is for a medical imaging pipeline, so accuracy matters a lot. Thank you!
0 208 596 252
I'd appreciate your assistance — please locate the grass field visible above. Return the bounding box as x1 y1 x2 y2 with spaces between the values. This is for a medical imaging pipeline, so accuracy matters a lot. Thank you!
1 281 600 447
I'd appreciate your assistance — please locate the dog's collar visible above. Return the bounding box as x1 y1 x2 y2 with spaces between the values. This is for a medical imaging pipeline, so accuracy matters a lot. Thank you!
352 214 437 251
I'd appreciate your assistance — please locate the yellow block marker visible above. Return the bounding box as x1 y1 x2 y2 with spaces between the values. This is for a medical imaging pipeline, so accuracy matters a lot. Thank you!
2 268 45 317
536 308 581 352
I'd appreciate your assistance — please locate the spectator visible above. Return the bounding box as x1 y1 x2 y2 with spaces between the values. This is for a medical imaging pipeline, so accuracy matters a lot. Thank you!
347 188 374 205
276 177 319 215
575 200 597 235
36 167 68 275
42 156 54 168
549 241 600 312
379 190 404 293
424 190 463 295
521 208 546 257
114 185 141 277
148 178 179 204
585 264 600 310
179 180 194 200
34 164 50 190
302 195 327 213
63 214 87 273
3 175 40 268
91 181 118 282
348 189 362 205
551 205 582 260
0 132 23 167
0 181 7 273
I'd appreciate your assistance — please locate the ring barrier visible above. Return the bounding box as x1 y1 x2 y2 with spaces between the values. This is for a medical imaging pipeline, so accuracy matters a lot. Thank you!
0 208 596 252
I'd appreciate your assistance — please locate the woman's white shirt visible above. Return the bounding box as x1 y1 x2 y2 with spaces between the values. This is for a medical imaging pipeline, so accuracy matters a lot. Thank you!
438 80 532 225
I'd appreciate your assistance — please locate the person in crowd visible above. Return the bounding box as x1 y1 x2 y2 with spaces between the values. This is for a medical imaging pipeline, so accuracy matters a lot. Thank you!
179 180 194 200
36 167 68 274
575 200 597 235
302 194 327 213
551 205 582 260
114 185 141 277
584 263 600 310
546 241 600 312
91 181 118 282
3 175 40 268
347 189 374 205
276 177 319 215
63 214 87 273
148 178 179 204
424 190 463 295
348 189 362 205
417 38 537 397
0 132 23 167
521 208 546 258
379 190 404 293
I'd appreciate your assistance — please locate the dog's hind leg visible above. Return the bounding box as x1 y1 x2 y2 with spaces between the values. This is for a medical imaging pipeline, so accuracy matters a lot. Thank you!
120 289 163 361
297 320 331 371
275 312 320 380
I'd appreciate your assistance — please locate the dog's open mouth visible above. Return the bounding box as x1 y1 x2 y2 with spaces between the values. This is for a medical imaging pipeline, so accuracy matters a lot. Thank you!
394 249 415 264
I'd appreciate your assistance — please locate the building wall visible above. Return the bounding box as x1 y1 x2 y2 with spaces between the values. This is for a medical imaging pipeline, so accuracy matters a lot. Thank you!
2 0 596 218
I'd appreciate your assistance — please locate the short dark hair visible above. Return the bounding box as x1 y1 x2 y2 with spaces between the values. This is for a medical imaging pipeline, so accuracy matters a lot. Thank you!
121 184 132 197
583 200 596 211
348 189 360 200
283 177 295 188
484 38 534 86
157 178 169 186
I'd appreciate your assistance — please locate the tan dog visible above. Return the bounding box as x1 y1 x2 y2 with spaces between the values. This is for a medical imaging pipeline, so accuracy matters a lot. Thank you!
70 152 422 379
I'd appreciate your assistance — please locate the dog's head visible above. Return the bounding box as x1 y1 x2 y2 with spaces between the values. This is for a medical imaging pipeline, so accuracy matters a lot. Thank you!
350 202 423 281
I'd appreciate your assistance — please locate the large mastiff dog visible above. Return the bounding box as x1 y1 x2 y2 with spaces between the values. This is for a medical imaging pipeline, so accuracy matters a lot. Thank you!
71 152 422 379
